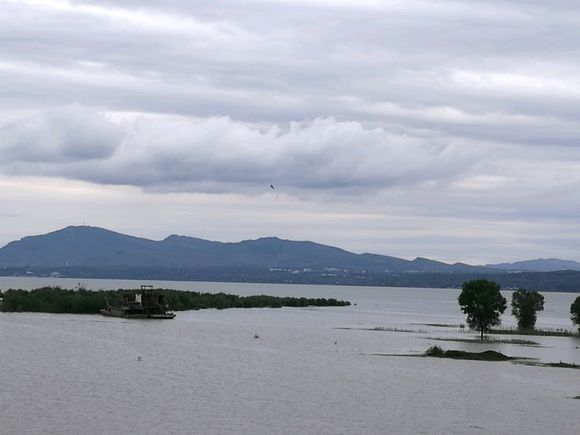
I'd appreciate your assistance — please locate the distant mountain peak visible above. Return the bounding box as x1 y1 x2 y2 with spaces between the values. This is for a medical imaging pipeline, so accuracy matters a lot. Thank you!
248 236 286 243
48 225 122 236
62 225 105 231
486 258 580 272
164 234 207 241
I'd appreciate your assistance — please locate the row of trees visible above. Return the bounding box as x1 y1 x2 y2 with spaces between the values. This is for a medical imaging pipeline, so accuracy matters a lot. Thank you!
0 287 351 314
458 279 580 340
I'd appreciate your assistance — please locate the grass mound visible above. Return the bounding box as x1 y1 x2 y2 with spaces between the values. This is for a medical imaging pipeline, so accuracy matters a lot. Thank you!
425 346 512 361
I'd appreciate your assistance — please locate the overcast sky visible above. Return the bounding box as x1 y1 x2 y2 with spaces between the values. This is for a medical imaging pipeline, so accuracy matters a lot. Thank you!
1 0 580 264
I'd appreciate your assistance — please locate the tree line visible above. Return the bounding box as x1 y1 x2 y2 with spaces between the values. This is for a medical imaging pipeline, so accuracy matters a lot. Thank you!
1 283 578 335
0 287 350 314
458 279 580 340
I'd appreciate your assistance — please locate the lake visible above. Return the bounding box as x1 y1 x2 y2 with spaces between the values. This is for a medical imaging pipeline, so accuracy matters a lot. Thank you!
0 277 578 434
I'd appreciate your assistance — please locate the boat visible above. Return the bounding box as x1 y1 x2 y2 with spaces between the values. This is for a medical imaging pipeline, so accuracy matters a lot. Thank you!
101 285 176 319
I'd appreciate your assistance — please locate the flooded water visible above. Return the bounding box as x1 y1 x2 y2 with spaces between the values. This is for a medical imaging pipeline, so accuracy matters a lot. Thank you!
0 278 579 434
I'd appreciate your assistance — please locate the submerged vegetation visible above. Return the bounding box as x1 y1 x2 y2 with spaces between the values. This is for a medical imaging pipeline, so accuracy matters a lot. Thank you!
426 337 541 346
334 326 428 333
517 361 580 370
412 323 464 328
0 287 350 314
489 328 578 337
545 361 578 369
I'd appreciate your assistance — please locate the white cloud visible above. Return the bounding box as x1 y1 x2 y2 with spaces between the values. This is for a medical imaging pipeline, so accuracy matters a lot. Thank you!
0 108 482 193
450 70 580 100
8 0 251 40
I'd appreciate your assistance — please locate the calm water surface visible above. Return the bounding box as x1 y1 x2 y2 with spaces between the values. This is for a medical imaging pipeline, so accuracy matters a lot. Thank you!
1 278 579 434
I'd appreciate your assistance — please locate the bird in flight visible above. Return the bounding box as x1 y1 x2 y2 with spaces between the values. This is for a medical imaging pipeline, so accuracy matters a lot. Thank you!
270 184 275 190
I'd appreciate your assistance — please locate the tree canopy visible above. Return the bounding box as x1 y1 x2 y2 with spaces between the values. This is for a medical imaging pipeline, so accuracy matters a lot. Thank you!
571 296 580 332
511 289 544 330
458 279 507 341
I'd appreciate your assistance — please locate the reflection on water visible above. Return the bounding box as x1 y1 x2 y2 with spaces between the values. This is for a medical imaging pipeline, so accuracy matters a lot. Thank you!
0 278 578 434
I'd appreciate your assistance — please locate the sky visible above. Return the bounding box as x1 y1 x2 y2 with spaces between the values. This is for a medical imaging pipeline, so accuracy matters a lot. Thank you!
1 0 580 264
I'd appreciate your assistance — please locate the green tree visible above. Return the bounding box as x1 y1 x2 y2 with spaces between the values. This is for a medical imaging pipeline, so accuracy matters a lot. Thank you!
458 280 507 341
511 289 544 330
571 296 580 332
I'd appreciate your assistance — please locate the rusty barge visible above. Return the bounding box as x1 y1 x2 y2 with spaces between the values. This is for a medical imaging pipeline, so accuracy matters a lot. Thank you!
101 285 176 319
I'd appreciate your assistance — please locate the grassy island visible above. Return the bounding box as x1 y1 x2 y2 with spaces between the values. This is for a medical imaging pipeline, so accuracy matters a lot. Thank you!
424 346 513 361
0 287 351 314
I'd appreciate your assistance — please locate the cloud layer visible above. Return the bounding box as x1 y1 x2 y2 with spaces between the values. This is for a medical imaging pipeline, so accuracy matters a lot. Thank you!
0 107 482 193
1 0 580 262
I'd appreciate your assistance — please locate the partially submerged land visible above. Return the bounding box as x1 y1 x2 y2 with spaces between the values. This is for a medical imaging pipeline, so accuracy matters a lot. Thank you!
334 326 428 334
424 346 578 369
374 346 579 370
424 346 513 361
373 346 516 362
425 336 542 346
0 287 350 314
489 328 578 337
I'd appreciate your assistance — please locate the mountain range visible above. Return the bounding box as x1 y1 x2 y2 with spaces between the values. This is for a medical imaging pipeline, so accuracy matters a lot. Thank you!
1 226 579 273
0 225 491 273
1 227 579 292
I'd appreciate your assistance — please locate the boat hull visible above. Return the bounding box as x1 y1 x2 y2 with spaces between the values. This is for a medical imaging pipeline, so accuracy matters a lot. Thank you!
100 308 176 319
